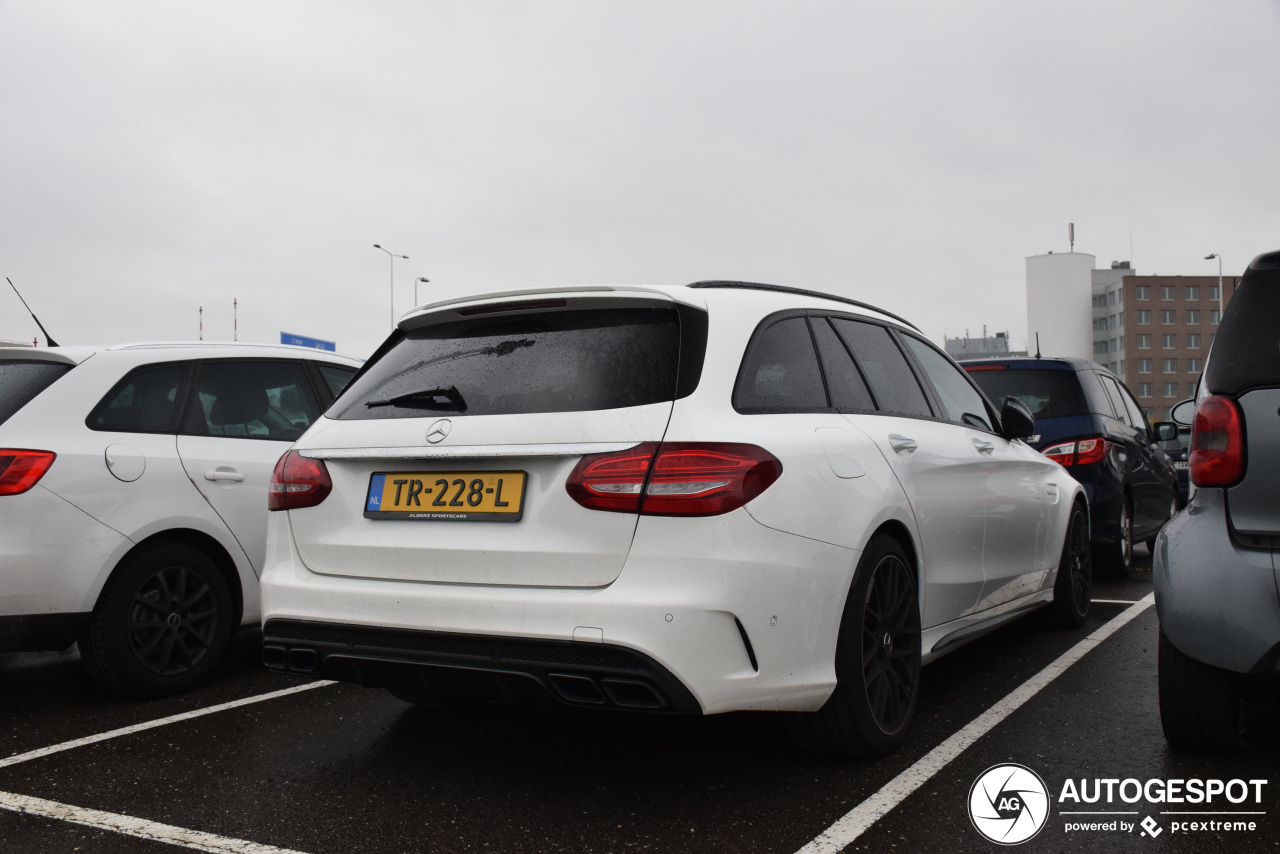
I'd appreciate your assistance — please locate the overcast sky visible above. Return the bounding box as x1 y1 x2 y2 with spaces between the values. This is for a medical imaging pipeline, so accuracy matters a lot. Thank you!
2 1 1278 358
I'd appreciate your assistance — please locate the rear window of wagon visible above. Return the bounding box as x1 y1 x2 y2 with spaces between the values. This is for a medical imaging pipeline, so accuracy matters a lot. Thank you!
330 305 707 419
0 360 73 426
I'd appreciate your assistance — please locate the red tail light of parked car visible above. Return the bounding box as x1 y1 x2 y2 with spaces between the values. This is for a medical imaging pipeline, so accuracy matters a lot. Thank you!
1190 395 1245 488
566 442 782 516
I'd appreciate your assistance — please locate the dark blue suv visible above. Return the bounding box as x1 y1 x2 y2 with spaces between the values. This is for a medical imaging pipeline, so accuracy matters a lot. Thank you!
962 357 1178 576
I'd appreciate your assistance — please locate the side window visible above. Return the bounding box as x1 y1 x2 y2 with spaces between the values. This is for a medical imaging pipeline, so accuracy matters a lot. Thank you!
829 319 932 418
316 364 358 401
1117 383 1150 431
810 318 876 411
1078 370 1118 418
734 316 829 412
181 361 320 441
88 363 187 434
899 335 993 431
1099 375 1135 428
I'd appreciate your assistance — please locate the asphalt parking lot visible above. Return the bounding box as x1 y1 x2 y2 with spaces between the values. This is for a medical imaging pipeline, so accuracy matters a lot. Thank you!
2 548 1277 854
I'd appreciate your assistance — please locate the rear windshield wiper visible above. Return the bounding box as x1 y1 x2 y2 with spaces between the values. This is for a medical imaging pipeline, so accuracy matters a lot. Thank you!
366 385 468 411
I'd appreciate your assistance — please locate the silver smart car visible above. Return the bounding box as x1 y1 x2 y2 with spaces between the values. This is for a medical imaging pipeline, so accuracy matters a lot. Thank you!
1155 249 1280 751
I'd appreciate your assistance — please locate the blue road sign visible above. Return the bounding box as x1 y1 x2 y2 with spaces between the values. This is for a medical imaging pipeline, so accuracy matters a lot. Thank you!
280 332 336 351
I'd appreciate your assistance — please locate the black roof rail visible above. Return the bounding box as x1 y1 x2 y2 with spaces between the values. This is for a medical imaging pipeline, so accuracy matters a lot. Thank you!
686 280 920 332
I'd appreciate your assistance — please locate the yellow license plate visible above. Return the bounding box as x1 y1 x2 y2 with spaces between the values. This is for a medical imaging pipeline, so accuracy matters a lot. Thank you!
364 471 526 522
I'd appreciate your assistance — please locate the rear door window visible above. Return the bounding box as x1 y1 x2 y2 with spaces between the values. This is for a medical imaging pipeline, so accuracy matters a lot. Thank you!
734 316 829 412
0 360 73 426
1099 375 1138 428
333 305 691 419
87 363 188 434
181 360 320 441
810 318 876 411
829 319 932 418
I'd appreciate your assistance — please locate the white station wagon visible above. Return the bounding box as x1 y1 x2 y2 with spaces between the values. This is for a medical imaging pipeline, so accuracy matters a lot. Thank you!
0 342 361 696
261 283 1089 756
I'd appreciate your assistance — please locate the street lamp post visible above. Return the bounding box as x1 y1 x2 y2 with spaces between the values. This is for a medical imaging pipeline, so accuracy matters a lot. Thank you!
416 277 430 306
373 244 409 329
1204 253 1223 325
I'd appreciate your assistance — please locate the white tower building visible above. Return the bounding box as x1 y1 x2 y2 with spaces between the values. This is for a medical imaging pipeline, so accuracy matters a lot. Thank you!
1026 252 1095 361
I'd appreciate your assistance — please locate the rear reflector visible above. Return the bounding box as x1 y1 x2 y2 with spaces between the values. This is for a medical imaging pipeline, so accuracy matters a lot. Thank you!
1190 395 1245 488
268 450 332 511
0 449 56 496
566 442 782 516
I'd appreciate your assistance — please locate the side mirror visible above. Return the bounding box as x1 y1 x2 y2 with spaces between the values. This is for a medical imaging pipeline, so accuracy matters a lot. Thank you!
1169 398 1195 426
1000 395 1035 440
1153 421 1179 442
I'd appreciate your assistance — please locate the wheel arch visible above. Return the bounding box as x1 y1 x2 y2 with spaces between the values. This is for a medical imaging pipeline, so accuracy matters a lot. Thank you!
110 529 245 629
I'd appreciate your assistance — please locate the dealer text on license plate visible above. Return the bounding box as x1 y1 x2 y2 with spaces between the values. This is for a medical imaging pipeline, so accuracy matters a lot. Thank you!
364 471 526 521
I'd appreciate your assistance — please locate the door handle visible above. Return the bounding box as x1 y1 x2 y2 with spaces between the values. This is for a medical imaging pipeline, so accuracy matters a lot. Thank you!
888 435 918 454
205 469 245 483
972 439 995 455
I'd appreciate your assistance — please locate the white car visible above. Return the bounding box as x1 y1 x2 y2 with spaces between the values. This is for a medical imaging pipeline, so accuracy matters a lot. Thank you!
0 342 362 696
260 283 1089 756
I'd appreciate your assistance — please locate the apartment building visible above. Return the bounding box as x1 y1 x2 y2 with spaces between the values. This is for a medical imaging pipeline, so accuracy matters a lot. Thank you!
1120 274 1239 420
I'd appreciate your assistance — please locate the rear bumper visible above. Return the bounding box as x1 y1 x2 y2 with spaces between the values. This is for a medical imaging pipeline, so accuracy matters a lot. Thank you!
0 612 89 653
1154 488 1280 675
0 485 129 623
262 619 700 713
260 508 859 714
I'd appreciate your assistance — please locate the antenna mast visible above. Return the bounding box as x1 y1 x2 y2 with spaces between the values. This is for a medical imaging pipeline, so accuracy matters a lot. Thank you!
6 277 59 347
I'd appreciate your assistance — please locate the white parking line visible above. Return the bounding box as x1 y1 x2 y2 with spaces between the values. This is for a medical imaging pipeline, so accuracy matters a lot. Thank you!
1092 598 1141 605
0 790 312 854
0 680 334 770
795 593 1156 854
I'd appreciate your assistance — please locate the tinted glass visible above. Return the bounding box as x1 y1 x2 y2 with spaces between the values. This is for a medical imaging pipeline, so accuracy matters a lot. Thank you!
1204 272 1280 395
735 317 828 412
0 360 72 426
334 307 683 419
1078 369 1118 418
88 364 187 433
965 368 1089 419
830 319 931 417
182 361 319 441
1117 382 1150 430
901 336 991 430
1098 375 1135 427
316 364 358 400
810 318 875 411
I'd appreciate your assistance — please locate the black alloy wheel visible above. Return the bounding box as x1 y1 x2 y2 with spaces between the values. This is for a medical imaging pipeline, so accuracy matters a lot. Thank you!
1049 502 1091 628
784 534 921 757
80 542 233 698
861 551 921 735
128 564 221 676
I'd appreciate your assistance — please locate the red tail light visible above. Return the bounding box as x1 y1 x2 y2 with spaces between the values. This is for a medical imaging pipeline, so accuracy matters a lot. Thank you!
566 442 782 516
1190 395 1245 488
0 450 56 496
268 450 332 511
1041 438 1109 467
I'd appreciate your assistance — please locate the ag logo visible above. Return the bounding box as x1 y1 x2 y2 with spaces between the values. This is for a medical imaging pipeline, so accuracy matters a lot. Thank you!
968 764 1050 845
425 418 452 444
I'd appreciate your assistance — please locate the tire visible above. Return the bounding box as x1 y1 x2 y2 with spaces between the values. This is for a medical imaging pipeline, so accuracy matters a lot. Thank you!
1099 496 1133 579
1158 630 1239 752
1048 501 1091 628
786 535 921 758
79 542 233 698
